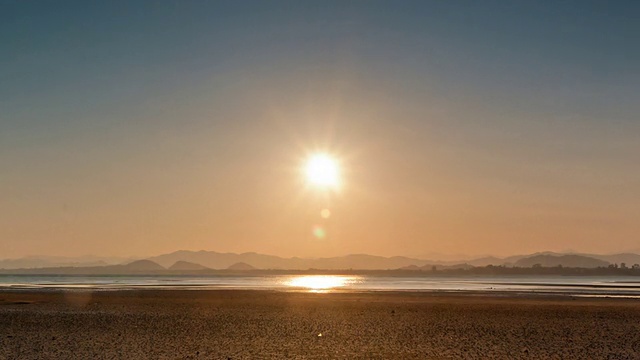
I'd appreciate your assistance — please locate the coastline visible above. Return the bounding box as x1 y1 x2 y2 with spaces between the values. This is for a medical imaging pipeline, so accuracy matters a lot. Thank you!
2 289 640 359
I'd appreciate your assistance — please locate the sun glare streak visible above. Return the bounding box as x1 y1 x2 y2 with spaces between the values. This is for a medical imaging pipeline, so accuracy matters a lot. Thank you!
286 275 357 292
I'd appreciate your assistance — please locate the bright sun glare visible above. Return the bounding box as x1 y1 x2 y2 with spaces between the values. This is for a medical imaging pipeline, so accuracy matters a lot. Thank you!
287 275 355 291
305 154 340 189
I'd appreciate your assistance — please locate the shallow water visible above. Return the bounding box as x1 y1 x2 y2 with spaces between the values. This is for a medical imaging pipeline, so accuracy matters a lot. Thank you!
2 274 640 297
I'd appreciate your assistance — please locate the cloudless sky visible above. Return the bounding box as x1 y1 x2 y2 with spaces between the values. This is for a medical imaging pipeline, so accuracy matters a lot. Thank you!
1 1 639 259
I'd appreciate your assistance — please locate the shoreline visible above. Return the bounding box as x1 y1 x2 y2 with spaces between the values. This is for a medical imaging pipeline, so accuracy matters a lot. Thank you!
2 285 640 300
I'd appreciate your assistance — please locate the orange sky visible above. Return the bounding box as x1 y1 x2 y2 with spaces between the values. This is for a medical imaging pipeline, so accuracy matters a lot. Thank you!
2 2 639 259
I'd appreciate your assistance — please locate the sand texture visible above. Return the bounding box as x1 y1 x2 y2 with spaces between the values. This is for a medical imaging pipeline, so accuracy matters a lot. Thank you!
1 290 640 359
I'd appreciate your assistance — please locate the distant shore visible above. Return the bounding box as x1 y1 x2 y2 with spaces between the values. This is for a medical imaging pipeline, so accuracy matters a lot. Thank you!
2 290 639 359
2 266 640 276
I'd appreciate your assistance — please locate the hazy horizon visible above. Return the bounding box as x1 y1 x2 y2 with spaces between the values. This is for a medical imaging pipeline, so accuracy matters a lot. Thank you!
2 1 639 259
5 246 640 264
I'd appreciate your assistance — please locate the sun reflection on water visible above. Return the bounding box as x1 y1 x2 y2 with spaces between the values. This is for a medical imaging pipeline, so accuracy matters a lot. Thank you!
286 275 358 292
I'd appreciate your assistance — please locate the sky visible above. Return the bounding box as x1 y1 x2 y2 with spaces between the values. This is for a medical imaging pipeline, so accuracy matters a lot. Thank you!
1 1 639 259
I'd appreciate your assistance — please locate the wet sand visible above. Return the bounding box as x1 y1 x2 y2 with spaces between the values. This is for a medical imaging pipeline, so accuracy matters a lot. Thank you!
1 290 639 359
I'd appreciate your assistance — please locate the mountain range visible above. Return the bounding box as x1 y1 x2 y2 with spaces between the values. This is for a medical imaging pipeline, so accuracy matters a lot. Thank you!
0 250 640 272
513 254 609 268
0 255 133 270
2 250 640 271
146 251 434 270
145 250 640 270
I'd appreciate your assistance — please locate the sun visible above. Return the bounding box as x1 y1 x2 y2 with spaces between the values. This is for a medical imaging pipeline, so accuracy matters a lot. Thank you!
304 153 340 189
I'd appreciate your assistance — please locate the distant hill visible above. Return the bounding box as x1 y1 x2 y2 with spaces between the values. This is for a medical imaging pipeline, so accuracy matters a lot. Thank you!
400 265 422 271
0 259 165 275
168 261 210 271
399 263 474 271
589 253 640 266
148 250 284 269
122 260 165 271
465 254 526 267
461 251 635 268
515 254 608 268
464 256 505 267
0 255 131 270
227 262 256 271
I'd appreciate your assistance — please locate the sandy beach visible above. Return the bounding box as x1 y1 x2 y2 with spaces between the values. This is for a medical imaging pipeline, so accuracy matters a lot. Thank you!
1 290 639 359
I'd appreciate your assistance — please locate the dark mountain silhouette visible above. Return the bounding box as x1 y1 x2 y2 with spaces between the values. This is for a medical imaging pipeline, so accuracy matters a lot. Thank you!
227 262 256 271
168 261 210 271
147 250 433 270
2 250 633 274
515 254 608 268
139 250 632 270
122 260 165 271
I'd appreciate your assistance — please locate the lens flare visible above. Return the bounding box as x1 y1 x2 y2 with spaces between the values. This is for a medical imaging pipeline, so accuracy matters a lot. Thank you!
312 225 326 239
320 209 331 219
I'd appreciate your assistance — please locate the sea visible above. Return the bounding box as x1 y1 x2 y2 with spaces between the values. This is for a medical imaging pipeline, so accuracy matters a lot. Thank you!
1 274 640 298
